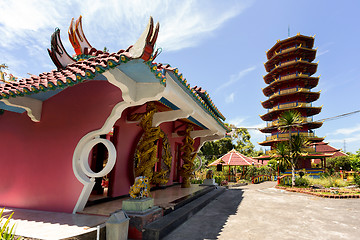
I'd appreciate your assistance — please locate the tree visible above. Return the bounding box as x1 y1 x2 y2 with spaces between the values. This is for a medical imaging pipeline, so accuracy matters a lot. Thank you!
327 156 352 171
349 149 360 171
199 137 234 165
228 124 256 156
274 110 308 186
290 134 310 176
271 141 290 175
271 135 310 186
267 159 287 174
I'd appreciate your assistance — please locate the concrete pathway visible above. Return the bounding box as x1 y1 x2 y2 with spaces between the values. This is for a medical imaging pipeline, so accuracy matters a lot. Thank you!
3 185 210 239
5 208 108 240
164 182 360 240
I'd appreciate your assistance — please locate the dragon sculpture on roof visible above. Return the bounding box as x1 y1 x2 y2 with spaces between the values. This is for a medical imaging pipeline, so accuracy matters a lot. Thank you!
48 16 160 69
0 64 18 83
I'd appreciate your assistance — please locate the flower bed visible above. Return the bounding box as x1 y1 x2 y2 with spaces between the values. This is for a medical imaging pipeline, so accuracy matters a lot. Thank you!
275 185 360 199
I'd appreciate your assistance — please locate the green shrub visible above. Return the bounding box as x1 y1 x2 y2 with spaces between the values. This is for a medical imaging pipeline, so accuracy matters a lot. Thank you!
305 176 350 188
295 177 309 187
353 174 360 187
0 208 21 240
213 171 226 184
214 176 222 185
190 179 203 184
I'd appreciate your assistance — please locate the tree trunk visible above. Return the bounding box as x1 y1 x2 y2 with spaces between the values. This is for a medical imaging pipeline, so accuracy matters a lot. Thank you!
290 129 294 187
292 163 296 187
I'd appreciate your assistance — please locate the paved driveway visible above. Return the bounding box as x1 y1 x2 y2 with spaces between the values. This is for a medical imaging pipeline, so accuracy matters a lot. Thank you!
164 181 360 240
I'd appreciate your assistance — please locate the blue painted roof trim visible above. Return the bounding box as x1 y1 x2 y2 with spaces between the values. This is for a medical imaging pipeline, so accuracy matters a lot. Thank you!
159 97 179 110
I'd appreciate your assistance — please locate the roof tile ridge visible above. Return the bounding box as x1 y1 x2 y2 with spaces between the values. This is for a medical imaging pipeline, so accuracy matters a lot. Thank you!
228 151 234 165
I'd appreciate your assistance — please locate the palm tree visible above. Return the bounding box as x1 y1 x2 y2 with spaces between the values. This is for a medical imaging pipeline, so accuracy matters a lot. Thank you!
271 141 290 176
289 134 311 186
277 110 303 137
275 110 306 186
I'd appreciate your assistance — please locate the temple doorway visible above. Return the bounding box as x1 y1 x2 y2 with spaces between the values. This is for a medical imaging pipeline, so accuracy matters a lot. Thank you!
87 127 117 203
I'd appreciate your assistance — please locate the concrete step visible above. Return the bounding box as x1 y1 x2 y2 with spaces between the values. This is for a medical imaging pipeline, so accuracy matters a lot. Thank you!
163 185 217 215
142 187 226 240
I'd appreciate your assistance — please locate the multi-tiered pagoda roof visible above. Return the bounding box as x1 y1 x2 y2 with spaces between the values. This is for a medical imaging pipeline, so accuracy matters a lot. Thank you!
259 34 324 147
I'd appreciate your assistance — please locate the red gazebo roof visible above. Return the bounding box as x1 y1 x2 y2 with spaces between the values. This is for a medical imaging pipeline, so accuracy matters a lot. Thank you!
209 149 261 166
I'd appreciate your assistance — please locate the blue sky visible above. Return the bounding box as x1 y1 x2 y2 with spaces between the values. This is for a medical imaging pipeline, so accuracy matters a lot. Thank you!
1 0 360 153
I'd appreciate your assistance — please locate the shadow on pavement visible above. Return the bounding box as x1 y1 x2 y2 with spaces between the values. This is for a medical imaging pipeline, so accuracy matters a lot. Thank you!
164 188 244 240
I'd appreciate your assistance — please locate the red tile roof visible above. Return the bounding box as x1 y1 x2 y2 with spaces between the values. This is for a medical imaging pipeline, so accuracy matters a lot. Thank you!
313 142 348 158
0 50 165 100
0 16 229 132
209 149 260 166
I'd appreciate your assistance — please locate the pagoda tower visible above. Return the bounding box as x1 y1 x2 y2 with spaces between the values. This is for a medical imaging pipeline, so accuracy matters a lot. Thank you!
258 33 324 169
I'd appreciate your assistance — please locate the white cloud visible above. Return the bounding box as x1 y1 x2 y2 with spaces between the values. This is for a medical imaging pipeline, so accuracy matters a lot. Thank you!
228 116 246 127
216 66 256 93
227 117 266 147
227 117 265 130
0 0 252 50
0 0 253 76
327 133 360 145
225 93 235 103
325 124 360 153
317 49 329 56
316 41 334 57
328 124 360 136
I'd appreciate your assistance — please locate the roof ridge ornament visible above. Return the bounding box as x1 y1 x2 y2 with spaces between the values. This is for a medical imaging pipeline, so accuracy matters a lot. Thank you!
47 28 77 69
48 16 160 69
68 15 93 56
128 16 160 61
0 64 18 83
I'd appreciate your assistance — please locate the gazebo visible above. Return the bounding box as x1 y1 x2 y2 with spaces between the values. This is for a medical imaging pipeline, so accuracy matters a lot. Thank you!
209 149 261 181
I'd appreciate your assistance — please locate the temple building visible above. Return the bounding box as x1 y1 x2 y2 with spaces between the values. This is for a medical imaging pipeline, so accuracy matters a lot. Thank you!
257 34 331 172
0 16 229 214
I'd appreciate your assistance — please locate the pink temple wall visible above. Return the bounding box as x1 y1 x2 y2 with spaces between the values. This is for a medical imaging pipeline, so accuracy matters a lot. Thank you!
0 79 211 213
110 107 143 197
0 80 123 213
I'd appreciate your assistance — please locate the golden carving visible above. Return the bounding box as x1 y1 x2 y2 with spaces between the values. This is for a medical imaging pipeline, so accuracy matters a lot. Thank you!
179 125 197 188
152 134 172 185
132 102 172 185
206 169 214 179
129 176 150 199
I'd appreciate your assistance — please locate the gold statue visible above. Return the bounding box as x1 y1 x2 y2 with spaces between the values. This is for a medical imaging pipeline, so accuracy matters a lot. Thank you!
129 176 150 199
206 169 214 179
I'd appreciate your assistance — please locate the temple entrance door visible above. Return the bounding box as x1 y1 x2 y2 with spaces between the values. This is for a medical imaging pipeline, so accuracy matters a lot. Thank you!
88 127 117 202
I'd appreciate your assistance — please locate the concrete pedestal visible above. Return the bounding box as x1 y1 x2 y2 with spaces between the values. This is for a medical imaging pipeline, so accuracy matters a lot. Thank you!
122 197 154 212
202 179 217 186
122 198 163 240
